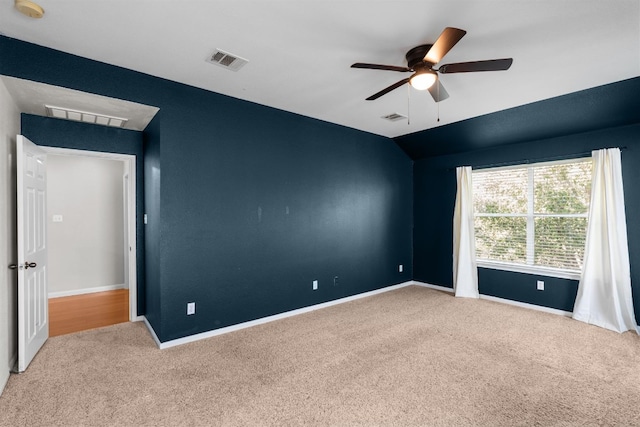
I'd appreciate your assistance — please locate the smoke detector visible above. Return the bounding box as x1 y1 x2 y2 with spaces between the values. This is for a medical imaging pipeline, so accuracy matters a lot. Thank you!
15 0 44 18
206 49 248 72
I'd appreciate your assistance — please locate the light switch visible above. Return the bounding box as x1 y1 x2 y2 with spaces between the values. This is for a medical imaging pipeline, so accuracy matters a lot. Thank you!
52 215 63 223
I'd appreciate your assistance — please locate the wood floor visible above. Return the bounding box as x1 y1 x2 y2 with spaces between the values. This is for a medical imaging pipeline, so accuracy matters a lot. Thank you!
49 289 129 337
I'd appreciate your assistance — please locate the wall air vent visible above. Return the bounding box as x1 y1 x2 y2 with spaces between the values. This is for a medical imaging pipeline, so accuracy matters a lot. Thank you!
381 113 407 122
206 49 249 71
45 105 128 128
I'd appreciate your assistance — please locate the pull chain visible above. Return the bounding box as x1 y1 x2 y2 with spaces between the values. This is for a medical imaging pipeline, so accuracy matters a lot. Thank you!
407 83 411 125
437 80 440 122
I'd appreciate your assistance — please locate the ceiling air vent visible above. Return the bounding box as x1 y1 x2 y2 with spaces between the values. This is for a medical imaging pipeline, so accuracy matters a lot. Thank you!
381 113 407 122
206 49 248 71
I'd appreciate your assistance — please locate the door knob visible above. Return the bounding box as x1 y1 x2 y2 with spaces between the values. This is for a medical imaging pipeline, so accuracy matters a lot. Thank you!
8 262 36 270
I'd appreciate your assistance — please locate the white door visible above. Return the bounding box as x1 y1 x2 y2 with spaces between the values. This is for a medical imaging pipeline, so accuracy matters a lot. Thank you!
16 135 48 372
123 173 130 292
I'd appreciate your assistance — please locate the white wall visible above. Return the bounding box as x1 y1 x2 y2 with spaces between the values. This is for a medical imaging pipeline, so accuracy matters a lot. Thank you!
47 155 125 295
0 78 20 394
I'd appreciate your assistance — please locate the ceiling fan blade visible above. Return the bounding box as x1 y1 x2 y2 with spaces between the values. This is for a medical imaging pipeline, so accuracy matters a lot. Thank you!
427 79 449 102
438 58 513 73
351 63 412 72
365 78 411 100
423 27 467 65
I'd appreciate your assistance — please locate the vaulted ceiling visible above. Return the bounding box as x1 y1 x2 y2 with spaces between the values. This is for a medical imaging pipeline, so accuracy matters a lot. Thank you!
1 0 638 141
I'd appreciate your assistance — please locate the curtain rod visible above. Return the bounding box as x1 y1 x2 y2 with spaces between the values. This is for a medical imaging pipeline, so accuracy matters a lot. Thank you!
449 146 628 171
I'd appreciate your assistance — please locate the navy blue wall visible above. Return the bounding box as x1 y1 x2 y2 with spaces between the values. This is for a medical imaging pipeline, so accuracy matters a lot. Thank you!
395 77 640 158
154 88 412 341
143 114 162 333
413 124 640 320
1 36 413 342
20 114 146 315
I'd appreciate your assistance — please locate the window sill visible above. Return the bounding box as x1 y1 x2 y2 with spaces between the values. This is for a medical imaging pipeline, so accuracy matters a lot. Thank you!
476 260 582 281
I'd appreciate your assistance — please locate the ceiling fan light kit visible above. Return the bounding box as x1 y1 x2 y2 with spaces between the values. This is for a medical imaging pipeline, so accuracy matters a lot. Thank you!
409 70 437 90
14 0 44 18
351 27 513 102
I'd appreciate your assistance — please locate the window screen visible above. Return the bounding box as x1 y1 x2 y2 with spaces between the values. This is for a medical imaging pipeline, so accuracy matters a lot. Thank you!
473 159 592 273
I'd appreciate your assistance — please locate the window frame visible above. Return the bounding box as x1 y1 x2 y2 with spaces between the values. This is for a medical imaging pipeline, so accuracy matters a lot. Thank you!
473 157 591 281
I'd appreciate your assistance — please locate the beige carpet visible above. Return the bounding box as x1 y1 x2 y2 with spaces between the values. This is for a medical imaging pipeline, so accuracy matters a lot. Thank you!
1 286 639 426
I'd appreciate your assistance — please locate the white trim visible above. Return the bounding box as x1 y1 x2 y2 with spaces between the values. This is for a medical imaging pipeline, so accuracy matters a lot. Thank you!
41 146 137 321
477 260 581 280
1 353 17 394
153 282 414 349
411 280 572 317
143 316 162 348
41 146 135 162
479 294 573 317
410 280 454 293
9 353 16 373
142 280 573 350
48 284 125 299
0 374 7 396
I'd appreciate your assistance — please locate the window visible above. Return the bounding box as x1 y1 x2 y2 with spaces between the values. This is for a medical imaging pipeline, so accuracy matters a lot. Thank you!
472 158 592 279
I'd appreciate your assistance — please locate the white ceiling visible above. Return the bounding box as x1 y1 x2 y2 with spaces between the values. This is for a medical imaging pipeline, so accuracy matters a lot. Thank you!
1 0 638 138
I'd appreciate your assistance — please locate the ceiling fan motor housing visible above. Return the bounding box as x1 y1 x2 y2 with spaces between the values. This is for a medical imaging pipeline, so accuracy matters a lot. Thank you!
406 44 434 68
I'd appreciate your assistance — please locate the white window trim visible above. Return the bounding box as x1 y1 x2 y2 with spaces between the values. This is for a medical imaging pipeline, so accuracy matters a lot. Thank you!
473 157 591 281
476 259 582 280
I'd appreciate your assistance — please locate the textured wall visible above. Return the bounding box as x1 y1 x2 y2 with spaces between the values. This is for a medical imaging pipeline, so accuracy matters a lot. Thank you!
2 36 413 343
413 124 640 319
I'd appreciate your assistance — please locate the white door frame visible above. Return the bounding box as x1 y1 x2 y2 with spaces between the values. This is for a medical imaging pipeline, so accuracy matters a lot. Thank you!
42 146 139 321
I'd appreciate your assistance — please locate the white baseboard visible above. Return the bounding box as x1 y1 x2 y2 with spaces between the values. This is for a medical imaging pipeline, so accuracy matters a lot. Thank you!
48 284 125 299
411 280 572 317
152 281 414 349
9 353 16 373
0 371 8 397
1 353 17 397
141 280 573 350
411 280 454 293
143 316 162 348
479 294 573 317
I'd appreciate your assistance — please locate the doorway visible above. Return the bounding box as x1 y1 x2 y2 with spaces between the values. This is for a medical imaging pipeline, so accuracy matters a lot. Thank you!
42 147 137 334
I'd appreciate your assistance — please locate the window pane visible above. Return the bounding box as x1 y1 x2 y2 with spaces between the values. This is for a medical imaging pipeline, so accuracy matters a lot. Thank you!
473 168 528 214
534 161 592 214
534 217 587 270
475 216 526 263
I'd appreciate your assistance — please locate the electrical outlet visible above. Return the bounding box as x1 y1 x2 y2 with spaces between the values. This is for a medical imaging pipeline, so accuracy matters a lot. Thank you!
333 276 339 286
312 280 318 290
399 264 403 273
536 280 544 291
187 302 196 315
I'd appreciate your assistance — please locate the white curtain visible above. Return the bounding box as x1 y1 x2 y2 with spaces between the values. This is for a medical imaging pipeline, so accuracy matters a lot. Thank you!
453 166 479 298
573 148 638 334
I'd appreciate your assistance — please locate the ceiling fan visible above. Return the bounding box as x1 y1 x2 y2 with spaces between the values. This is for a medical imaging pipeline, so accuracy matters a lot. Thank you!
351 27 513 102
